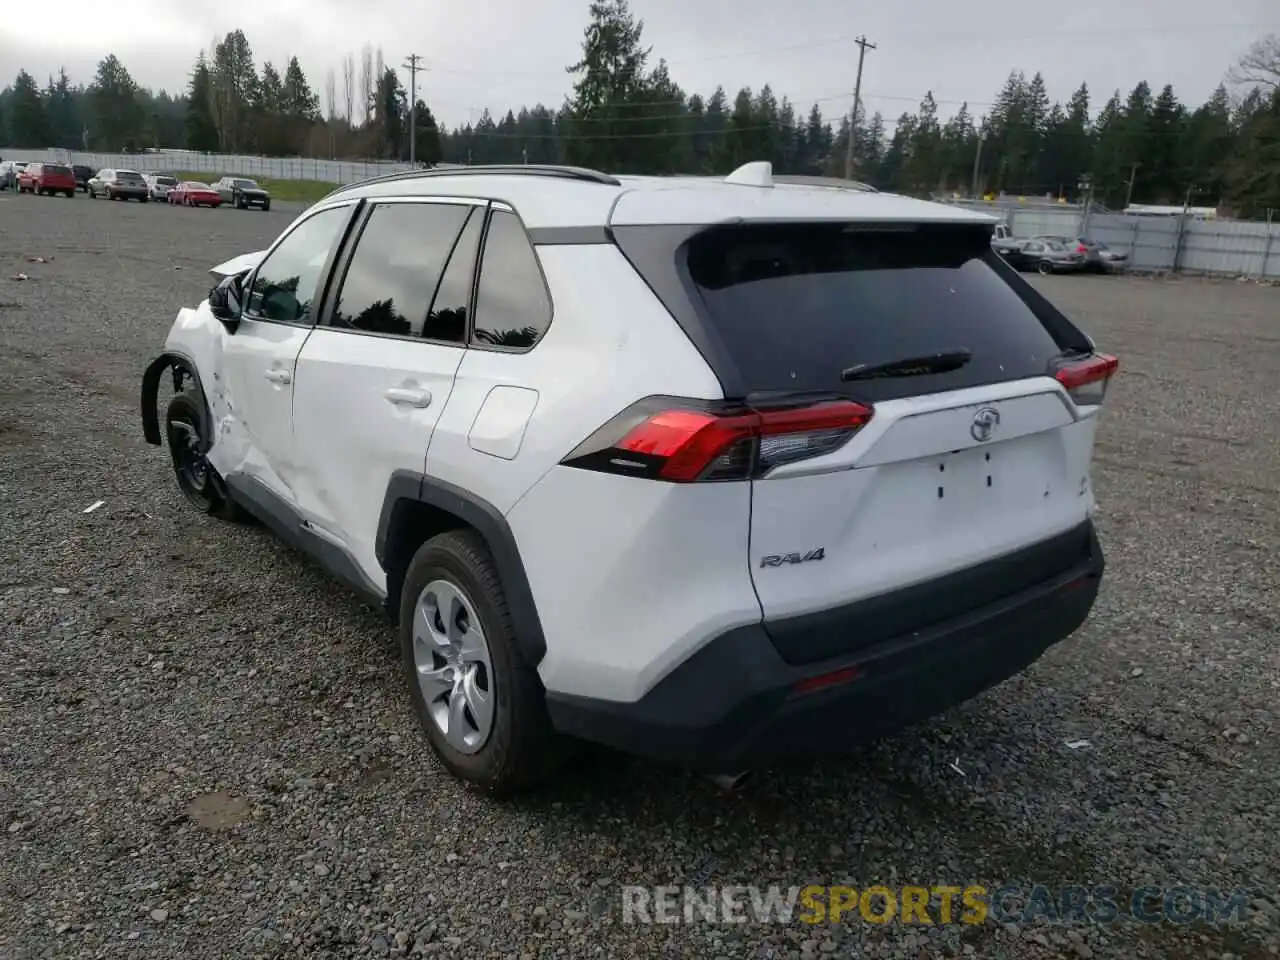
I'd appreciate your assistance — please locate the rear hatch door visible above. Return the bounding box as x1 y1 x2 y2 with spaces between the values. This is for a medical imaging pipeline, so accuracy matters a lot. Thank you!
673 220 1101 663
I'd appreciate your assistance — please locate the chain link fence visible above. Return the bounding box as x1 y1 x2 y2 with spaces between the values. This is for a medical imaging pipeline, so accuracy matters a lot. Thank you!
2 147 461 185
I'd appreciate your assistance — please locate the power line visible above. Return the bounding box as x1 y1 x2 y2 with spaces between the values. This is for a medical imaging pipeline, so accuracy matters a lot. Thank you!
403 53 424 165
420 22 1275 80
845 36 876 180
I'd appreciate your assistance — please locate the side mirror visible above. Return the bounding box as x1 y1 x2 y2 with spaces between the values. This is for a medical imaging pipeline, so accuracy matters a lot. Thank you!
208 274 244 331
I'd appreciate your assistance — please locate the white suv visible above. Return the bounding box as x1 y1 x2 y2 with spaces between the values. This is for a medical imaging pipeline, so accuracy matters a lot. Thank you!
140 162 1117 794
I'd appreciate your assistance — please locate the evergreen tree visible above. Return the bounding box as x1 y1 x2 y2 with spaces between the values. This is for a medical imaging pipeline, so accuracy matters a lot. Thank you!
564 0 651 171
89 55 143 150
6 69 49 146
184 55 219 152
411 100 442 164
372 66 406 159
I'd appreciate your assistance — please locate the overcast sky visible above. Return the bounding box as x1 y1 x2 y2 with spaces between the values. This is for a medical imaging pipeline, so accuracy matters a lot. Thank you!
3 0 1277 129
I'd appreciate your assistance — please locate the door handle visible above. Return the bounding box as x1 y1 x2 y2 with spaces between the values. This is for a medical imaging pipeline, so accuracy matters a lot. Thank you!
384 387 432 408
264 368 291 384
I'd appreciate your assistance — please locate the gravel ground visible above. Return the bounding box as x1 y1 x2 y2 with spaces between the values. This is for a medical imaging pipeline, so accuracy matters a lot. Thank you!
1 192 1277 960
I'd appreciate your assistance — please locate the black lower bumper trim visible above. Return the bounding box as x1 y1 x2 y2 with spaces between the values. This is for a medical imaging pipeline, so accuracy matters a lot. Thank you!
545 521 1104 770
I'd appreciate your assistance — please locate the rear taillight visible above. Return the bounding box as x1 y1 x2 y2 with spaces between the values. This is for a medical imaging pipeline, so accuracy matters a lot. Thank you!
1077 245 1089 253
560 396 875 482
1054 354 1118 407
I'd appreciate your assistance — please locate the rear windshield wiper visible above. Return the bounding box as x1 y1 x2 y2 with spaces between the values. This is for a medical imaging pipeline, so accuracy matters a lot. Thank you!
840 350 972 383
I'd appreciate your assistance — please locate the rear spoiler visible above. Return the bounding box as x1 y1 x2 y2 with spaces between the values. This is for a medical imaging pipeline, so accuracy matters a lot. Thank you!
210 250 265 280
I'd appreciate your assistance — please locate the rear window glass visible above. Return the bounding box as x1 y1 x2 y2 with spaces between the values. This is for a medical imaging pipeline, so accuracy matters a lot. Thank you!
118 171 144 181
680 222 1070 400
156 177 177 186
46 164 71 175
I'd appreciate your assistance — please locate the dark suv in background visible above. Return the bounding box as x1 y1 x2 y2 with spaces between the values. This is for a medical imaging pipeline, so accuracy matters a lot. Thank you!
72 165 96 192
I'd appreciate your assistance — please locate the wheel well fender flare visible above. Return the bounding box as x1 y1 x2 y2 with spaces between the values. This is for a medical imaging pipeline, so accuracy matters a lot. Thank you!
376 471 548 666
141 350 212 447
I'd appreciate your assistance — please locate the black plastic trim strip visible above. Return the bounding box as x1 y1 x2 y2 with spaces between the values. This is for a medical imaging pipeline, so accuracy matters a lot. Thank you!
225 474 386 608
526 226 614 245
376 470 547 664
140 350 211 447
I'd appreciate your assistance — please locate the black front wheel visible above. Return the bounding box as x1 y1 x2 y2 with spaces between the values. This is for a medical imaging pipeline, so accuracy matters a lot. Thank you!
165 393 246 522
1036 260 1054 276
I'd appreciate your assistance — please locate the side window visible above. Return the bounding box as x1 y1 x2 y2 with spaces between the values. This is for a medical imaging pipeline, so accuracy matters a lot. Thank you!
472 210 552 350
423 207 483 343
244 206 352 325
329 201 472 339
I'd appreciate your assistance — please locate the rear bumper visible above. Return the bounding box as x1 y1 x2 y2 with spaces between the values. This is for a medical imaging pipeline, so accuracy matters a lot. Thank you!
545 520 1105 771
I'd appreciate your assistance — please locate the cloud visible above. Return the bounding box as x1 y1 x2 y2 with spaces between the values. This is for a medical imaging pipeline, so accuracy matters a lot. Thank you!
3 0 1276 129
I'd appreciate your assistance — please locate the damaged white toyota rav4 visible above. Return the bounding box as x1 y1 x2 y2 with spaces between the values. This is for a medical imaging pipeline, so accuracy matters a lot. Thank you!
140 162 1117 794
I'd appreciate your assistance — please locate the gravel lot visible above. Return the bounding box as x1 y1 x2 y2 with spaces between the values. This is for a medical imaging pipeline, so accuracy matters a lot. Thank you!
1 192 1277 960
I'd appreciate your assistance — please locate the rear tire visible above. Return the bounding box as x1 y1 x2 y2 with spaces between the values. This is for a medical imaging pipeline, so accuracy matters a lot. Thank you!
164 393 247 523
1036 260 1054 276
400 530 564 796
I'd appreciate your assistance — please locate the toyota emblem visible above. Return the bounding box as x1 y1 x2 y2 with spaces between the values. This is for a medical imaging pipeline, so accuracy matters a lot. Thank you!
970 407 1001 442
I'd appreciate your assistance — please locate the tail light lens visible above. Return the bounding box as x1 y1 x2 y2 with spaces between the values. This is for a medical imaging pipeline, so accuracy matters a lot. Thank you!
1077 244 1089 253
1053 353 1118 407
560 396 875 483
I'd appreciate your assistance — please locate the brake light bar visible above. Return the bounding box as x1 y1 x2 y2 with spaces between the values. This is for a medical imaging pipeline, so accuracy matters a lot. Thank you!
560 396 875 483
1054 353 1118 407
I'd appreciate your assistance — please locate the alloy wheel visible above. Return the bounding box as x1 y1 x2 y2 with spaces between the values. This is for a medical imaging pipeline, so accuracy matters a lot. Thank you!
411 579 494 754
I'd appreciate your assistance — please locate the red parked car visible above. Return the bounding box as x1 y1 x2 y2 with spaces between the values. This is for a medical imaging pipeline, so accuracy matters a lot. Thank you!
168 181 222 208
18 162 77 198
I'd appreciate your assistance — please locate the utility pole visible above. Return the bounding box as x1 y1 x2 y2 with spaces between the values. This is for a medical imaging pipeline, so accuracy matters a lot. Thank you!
970 132 985 199
1123 161 1139 210
403 53 424 166
845 35 877 181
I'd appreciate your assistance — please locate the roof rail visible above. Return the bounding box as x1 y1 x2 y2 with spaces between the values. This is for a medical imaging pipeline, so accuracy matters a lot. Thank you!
773 174 878 193
325 163 621 199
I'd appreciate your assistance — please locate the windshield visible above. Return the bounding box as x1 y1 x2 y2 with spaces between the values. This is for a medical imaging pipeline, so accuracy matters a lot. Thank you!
186 182 210 190
233 179 259 188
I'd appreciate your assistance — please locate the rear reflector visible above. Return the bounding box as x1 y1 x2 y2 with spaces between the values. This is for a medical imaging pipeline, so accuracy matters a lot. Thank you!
792 665 863 696
560 396 874 483
1054 353 1118 407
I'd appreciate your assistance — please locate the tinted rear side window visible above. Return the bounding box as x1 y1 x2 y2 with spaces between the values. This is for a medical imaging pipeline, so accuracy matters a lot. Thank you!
672 222 1075 401
471 210 552 350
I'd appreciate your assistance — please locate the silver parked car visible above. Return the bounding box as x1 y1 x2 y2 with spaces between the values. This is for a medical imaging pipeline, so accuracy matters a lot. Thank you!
88 168 150 201
145 174 179 201
1 160 29 190
1033 236 1130 274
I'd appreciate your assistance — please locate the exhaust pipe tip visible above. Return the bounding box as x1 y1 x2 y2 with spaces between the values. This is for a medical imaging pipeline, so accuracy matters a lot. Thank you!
707 771 752 791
